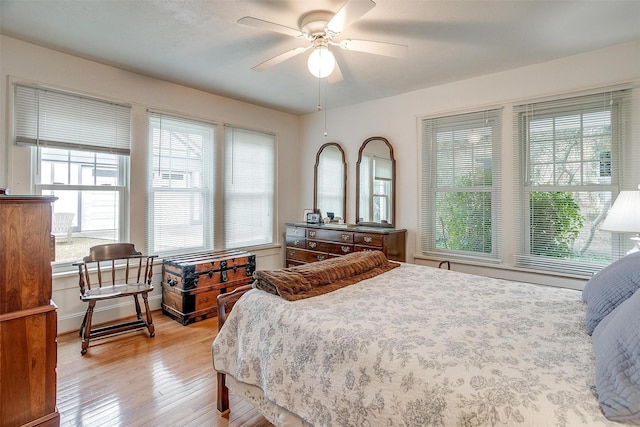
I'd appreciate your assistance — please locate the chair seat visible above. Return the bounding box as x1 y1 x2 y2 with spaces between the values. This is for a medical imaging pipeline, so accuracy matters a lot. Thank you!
81 283 153 300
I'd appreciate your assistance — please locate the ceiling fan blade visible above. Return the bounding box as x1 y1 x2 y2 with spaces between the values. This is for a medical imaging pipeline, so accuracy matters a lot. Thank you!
327 62 343 84
326 0 376 35
338 39 407 58
252 46 310 72
238 16 304 38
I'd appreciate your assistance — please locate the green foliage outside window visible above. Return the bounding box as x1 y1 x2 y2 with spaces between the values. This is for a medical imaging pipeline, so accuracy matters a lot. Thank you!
438 168 492 254
529 191 584 258
438 169 585 259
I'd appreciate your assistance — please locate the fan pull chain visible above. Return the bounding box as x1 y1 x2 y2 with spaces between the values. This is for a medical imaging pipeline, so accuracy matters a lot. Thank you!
316 76 328 137
317 75 322 112
323 77 328 137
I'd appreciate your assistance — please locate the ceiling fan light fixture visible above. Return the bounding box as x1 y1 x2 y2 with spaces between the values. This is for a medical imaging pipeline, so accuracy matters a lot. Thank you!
307 46 336 78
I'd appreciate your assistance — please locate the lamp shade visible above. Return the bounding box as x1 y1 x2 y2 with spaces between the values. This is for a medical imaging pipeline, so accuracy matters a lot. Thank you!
600 191 640 233
307 46 336 78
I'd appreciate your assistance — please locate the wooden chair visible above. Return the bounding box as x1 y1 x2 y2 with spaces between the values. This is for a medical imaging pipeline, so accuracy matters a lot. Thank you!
52 212 75 243
73 243 158 355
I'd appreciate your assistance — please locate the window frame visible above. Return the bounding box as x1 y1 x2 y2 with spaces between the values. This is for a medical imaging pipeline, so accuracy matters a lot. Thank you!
223 125 276 250
146 115 278 257
514 89 632 276
13 82 132 273
420 108 502 262
147 112 217 257
35 149 129 248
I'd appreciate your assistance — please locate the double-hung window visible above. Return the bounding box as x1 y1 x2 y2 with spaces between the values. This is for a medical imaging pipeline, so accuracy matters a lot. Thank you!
421 109 502 260
147 117 275 256
514 89 633 275
223 125 275 249
147 112 216 256
15 84 130 267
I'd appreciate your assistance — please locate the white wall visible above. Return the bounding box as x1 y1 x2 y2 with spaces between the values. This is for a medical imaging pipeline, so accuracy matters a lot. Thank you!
299 40 640 289
0 35 300 334
2 35 639 334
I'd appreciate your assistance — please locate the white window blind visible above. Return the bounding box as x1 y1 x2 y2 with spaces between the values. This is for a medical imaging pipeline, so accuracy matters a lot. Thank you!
148 112 216 256
513 89 635 275
15 84 131 155
421 109 502 260
224 125 275 248
14 83 130 270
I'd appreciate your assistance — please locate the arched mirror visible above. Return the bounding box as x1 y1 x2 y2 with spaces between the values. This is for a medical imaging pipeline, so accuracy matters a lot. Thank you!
314 142 347 223
356 136 395 227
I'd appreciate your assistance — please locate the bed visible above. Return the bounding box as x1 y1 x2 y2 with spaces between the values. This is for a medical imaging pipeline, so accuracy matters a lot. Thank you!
212 251 640 426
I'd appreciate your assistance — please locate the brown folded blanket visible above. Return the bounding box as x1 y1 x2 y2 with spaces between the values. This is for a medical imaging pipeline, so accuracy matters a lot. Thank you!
253 250 399 301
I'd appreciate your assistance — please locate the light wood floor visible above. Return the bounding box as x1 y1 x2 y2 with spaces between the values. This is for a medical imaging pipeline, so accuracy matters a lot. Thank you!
56 311 272 427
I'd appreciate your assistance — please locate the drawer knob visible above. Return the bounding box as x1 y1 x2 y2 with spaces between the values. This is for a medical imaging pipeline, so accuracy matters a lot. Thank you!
317 255 325 261
288 250 295 256
309 231 316 237
364 236 372 243
341 246 351 253
341 234 350 241
309 241 317 248
167 278 178 287
293 239 300 246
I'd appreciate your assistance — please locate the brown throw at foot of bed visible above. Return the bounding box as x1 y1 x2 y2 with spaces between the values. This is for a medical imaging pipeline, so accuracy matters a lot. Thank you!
253 250 399 301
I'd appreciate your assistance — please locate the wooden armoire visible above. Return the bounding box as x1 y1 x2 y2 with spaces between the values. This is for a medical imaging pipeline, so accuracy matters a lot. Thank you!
0 196 60 427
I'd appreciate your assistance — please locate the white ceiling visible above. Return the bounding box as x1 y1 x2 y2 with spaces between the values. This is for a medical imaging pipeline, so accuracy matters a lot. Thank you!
1 0 639 115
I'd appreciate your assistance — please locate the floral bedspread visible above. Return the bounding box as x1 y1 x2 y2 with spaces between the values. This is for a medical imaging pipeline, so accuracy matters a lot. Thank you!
212 263 623 426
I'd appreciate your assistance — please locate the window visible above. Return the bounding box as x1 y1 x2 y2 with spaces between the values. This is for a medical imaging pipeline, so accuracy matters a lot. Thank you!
514 89 633 275
421 109 502 260
147 118 276 256
14 84 130 266
224 125 275 248
148 113 215 256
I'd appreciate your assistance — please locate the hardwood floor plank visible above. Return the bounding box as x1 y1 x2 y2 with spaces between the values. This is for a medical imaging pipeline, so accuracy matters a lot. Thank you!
57 311 272 427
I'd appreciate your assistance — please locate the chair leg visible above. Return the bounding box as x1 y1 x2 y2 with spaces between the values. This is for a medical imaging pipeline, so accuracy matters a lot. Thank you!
81 301 96 355
142 293 155 338
79 308 89 337
132 294 143 320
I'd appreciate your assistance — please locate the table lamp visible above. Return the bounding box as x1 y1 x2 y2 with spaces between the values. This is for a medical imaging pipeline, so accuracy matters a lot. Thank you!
600 189 640 255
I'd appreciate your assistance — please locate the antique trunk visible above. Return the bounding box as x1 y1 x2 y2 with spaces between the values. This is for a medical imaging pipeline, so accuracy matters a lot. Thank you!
161 249 255 325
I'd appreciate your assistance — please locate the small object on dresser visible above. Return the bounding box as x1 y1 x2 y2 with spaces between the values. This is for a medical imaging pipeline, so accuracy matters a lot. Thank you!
161 249 255 325
306 211 322 224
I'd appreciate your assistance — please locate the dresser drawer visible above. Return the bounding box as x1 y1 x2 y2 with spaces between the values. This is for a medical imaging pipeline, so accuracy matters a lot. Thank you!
286 247 335 263
307 228 353 243
286 226 306 238
307 240 354 255
354 233 384 247
286 235 306 248
354 245 382 254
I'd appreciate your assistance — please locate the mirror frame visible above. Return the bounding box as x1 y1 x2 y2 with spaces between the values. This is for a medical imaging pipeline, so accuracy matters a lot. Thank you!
313 142 347 221
355 136 396 228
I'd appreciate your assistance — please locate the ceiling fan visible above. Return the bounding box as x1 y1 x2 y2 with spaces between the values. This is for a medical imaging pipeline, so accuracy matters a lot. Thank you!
238 0 407 83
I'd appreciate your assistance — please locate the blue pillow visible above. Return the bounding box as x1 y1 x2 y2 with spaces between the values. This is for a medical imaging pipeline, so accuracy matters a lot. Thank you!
592 288 640 422
582 251 640 335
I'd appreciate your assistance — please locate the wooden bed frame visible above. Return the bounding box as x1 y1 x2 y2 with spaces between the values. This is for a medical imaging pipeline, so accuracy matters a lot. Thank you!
215 284 253 415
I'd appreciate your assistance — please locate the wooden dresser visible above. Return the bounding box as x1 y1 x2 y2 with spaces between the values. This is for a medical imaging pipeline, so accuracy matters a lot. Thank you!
0 196 60 427
285 222 406 266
